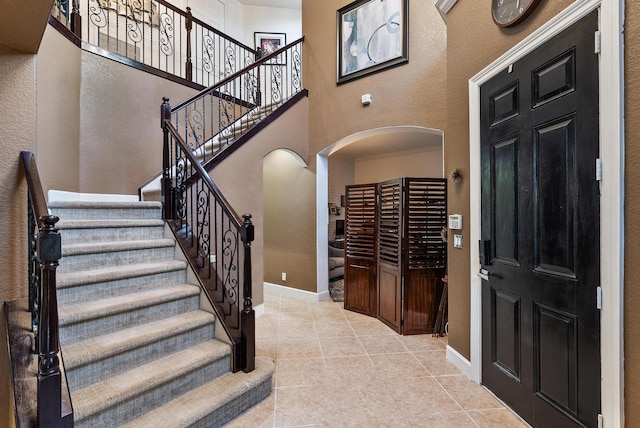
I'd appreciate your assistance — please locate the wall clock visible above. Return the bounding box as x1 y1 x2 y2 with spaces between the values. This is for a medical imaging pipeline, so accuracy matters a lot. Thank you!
492 0 542 27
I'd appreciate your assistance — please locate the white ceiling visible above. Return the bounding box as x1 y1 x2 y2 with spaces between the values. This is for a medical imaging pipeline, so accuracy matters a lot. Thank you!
236 0 301 9
328 126 443 160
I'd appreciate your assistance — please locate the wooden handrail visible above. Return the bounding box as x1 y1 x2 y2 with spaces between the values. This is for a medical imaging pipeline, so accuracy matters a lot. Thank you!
172 37 305 111
21 152 49 227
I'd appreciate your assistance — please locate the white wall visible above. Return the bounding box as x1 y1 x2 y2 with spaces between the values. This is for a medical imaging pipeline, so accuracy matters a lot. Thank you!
355 147 443 184
184 0 254 45
243 5 302 50
184 0 301 51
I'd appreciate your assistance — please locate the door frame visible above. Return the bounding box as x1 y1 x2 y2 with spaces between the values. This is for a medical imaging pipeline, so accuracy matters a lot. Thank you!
463 0 624 426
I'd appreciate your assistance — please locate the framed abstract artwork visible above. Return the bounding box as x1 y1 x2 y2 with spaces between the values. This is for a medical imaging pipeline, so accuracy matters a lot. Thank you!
337 0 409 84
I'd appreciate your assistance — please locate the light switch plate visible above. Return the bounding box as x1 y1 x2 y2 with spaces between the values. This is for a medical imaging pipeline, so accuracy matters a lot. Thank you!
454 234 463 249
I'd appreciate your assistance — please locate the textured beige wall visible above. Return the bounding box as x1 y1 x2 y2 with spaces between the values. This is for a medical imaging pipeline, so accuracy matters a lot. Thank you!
625 0 640 423
444 0 573 361
303 0 447 157
0 45 37 428
263 148 316 292
355 148 443 184
0 48 37 309
78 51 198 195
37 25 82 194
213 98 310 300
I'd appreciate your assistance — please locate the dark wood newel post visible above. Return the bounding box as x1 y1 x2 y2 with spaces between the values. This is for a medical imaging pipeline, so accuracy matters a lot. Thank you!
240 214 255 372
71 0 81 39
37 214 63 426
161 97 174 220
185 7 193 82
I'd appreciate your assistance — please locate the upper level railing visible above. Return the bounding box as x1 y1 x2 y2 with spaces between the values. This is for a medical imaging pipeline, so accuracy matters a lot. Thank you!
168 37 304 169
52 0 257 87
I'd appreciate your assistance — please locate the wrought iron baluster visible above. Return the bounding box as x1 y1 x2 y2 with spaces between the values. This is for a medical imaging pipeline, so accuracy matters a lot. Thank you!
185 7 193 81
28 197 40 336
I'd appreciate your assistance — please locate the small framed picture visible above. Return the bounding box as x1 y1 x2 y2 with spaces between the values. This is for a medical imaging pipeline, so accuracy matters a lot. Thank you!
254 32 287 65
329 203 338 215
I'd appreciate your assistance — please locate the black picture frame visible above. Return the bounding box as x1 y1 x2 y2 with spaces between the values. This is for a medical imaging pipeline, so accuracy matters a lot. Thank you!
337 0 409 85
254 31 287 65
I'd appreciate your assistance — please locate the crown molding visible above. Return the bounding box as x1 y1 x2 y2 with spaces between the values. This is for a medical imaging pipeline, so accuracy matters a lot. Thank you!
435 0 458 20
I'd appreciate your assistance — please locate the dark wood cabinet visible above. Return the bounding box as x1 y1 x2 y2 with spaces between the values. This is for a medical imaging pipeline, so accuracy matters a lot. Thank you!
344 178 447 335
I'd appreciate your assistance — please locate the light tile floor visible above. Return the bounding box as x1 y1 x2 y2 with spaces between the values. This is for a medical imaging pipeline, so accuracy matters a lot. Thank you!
225 287 530 428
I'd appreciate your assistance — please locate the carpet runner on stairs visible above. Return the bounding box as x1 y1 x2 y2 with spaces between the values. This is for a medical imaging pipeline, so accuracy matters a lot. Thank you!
48 197 273 427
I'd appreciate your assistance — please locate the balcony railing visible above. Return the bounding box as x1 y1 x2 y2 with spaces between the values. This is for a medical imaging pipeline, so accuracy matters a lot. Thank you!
51 0 257 87
168 37 304 169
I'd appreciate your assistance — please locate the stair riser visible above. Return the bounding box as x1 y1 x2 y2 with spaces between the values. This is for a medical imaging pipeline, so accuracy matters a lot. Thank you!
50 207 162 221
66 323 215 391
141 189 161 202
60 295 200 346
74 355 231 427
57 269 187 306
191 378 272 428
59 226 165 245
58 246 175 274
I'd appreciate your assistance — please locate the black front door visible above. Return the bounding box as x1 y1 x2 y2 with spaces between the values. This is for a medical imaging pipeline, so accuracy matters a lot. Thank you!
480 10 600 427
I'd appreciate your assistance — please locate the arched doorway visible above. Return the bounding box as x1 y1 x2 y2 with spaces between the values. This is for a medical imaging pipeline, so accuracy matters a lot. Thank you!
316 126 444 299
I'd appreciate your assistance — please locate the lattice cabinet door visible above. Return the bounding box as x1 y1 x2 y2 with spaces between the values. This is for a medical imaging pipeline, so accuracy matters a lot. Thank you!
402 178 447 334
377 179 403 333
344 183 378 317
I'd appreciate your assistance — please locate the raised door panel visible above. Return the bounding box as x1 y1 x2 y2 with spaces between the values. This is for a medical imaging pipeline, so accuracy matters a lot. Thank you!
403 271 442 335
377 263 401 332
344 260 376 316
377 180 402 332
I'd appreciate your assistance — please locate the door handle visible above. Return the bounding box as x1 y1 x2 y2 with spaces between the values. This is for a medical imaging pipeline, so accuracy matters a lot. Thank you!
477 268 490 281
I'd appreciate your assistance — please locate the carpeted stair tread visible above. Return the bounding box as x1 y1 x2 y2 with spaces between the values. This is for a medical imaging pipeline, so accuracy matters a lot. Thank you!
58 284 199 326
49 200 162 210
57 218 165 229
57 260 187 288
62 238 175 256
71 340 232 423
121 357 274 428
63 310 216 370
48 195 270 426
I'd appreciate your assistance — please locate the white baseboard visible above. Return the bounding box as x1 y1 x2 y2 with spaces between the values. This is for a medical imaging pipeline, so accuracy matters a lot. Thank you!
446 344 474 381
254 303 264 318
264 282 331 301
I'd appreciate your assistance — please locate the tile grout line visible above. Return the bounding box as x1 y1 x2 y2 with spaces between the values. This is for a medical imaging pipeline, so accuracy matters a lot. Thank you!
430 374 482 428
342 309 375 368
257 288 527 428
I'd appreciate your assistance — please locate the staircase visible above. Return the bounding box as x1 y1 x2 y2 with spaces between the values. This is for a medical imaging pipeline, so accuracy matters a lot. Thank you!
49 197 273 427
